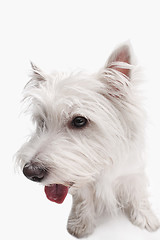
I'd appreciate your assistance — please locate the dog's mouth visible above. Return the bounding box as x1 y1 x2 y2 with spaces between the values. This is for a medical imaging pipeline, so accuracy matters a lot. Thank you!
44 184 69 204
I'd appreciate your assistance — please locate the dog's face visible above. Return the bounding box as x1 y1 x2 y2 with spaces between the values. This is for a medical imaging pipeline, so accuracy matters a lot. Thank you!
16 44 137 203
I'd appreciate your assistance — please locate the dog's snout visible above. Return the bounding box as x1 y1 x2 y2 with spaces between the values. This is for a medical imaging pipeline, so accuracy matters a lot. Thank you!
23 162 47 182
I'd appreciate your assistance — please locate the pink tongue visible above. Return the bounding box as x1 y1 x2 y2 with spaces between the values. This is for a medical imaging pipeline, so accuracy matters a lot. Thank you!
44 184 68 204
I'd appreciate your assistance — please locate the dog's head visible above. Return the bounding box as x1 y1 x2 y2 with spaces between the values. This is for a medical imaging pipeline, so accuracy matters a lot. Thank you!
16 43 143 203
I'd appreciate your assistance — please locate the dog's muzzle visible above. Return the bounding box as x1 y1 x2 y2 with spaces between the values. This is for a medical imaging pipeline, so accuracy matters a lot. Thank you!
23 162 47 182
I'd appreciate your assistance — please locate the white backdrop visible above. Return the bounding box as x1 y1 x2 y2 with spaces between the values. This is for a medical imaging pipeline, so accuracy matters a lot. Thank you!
1 0 160 239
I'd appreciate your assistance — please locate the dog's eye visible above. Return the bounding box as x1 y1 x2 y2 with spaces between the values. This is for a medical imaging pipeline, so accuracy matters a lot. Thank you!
72 116 88 128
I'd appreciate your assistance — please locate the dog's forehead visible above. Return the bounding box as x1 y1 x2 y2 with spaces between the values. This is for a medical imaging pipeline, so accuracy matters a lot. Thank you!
50 71 102 94
26 71 105 119
40 71 103 105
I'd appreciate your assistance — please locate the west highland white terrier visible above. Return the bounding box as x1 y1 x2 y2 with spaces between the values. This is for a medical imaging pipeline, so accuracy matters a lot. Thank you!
16 43 160 238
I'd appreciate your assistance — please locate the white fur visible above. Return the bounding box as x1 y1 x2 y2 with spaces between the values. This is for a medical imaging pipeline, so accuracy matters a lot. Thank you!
16 43 160 238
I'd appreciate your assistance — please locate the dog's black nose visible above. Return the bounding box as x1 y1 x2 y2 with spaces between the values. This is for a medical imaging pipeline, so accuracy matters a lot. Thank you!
23 162 47 182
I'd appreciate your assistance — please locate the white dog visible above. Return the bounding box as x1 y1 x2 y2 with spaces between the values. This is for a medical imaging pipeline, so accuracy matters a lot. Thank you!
16 43 160 238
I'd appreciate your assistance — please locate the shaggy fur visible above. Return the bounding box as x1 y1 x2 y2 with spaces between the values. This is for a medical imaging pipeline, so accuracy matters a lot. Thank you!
16 43 160 238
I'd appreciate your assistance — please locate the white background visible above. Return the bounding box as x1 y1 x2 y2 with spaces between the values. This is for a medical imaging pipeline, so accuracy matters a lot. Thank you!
1 0 160 239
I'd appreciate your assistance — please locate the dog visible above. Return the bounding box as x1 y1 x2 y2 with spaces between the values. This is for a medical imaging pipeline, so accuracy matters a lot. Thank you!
16 43 160 238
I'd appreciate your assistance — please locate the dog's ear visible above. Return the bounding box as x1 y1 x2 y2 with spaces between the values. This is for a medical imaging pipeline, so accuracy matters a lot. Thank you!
24 62 47 89
30 61 46 83
99 43 133 99
106 43 131 78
